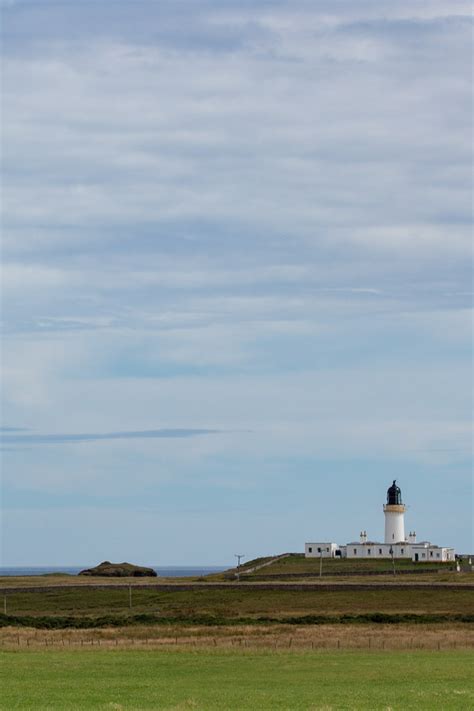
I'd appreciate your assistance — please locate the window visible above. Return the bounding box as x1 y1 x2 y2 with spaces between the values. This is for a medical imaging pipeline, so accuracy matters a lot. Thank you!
437 553 440 558
353 549 357 555
401 548 404 554
430 551 433 557
379 548 382 554
308 547 312 553
367 549 371 555
326 547 329 552
317 547 321 553
422 553 426 558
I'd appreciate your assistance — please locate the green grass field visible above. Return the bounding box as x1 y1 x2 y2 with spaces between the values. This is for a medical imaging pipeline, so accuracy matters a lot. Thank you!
1 649 472 710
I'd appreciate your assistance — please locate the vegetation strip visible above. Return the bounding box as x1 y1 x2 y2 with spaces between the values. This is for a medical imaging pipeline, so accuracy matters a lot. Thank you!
2 612 474 629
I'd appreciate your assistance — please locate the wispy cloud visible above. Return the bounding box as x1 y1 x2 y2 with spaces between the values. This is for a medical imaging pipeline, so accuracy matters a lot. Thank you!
0 426 30 432
0 428 221 445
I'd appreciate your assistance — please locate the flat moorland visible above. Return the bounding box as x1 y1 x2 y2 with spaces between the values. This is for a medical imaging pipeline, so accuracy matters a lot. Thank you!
0 581 473 633
1 648 473 710
1 583 473 620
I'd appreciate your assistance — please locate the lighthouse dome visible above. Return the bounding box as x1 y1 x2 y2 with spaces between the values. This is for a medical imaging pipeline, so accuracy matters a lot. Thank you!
386 480 402 505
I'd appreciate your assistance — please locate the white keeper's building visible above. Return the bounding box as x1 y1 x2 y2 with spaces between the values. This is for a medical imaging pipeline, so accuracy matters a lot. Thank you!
305 480 455 563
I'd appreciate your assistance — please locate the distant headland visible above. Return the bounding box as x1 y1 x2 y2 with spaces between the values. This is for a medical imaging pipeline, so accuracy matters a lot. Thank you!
78 561 157 578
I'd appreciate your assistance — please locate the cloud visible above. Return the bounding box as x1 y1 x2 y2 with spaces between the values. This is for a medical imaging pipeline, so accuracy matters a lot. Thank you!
2 9 471 243
0 428 221 446
1 1 471 559
2 3 470 343
0 426 30 432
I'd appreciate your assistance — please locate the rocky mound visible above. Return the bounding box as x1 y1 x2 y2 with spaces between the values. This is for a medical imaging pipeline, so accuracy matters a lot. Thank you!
78 561 157 577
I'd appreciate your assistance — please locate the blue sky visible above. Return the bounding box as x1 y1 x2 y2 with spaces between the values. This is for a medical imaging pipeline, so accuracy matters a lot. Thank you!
1 0 472 565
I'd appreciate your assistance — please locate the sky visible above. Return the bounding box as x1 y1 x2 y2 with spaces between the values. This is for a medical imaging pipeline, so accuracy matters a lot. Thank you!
0 0 472 566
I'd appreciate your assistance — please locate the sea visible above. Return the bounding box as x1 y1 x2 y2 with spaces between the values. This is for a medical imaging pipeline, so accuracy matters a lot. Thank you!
0 566 227 577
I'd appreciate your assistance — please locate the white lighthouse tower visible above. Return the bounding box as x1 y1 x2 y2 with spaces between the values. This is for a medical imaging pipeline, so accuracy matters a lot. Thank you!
383 480 406 543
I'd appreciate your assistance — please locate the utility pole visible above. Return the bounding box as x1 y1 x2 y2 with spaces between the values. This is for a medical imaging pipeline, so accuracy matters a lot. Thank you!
390 546 396 576
235 554 245 581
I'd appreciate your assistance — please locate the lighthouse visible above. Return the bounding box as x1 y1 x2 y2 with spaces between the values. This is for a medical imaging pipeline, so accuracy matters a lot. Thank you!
305 479 456 561
383 480 406 543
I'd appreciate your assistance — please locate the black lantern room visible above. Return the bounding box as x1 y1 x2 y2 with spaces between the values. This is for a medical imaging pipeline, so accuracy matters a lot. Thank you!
386 480 402 505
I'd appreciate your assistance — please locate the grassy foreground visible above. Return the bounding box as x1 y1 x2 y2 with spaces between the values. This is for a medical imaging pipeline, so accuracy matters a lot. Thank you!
1 648 472 710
